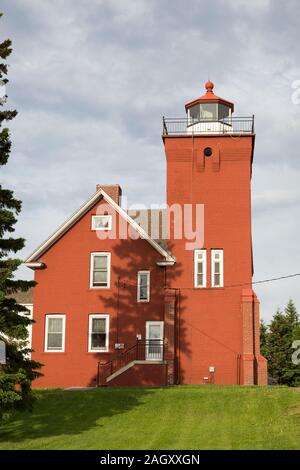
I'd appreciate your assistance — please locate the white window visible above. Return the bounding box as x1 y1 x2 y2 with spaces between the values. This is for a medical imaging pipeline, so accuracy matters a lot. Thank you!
90 252 111 288
211 249 224 287
194 250 207 288
137 271 150 302
91 215 112 231
45 315 66 352
88 314 109 352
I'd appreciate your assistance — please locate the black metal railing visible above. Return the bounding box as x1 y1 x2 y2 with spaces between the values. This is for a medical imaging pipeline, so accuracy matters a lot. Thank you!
97 339 166 386
162 116 255 135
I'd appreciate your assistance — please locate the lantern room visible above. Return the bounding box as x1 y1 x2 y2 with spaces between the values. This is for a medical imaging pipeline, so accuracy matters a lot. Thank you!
162 81 254 136
185 80 234 133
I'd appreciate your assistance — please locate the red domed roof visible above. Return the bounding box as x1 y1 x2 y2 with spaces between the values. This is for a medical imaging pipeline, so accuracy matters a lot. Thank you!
185 81 234 112
205 80 214 92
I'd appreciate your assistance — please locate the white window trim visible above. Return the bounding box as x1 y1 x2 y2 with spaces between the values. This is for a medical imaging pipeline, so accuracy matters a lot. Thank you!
211 249 224 288
91 215 112 231
145 321 164 361
90 252 111 289
194 249 207 288
88 314 109 353
137 271 150 302
44 314 66 353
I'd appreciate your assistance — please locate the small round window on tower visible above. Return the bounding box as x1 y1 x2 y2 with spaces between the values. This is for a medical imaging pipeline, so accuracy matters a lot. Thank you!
204 147 213 157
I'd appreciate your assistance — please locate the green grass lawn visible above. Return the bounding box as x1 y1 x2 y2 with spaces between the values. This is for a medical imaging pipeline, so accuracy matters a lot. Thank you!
0 385 299 450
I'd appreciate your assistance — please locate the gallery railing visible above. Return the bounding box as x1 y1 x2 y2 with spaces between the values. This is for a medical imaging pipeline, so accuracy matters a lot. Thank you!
162 116 255 135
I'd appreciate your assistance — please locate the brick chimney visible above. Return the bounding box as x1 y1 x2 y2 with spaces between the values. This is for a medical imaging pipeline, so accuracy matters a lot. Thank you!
96 184 122 206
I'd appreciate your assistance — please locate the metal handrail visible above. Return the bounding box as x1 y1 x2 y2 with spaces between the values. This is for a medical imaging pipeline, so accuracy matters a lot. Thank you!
97 339 166 386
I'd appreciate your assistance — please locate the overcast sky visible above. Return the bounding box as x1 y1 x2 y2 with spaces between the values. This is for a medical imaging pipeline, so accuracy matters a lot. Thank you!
1 0 300 322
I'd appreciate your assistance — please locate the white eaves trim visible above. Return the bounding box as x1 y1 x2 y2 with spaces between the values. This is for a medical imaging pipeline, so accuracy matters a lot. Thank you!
24 188 175 268
25 262 45 269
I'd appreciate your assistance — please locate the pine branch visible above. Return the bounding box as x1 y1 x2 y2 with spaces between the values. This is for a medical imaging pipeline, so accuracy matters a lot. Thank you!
0 38 12 59
0 187 22 212
0 128 12 165
0 237 25 254
0 62 8 78
5 279 36 294
0 109 17 123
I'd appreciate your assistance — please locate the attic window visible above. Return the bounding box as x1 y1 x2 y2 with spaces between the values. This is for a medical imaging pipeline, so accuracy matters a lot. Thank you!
91 215 112 231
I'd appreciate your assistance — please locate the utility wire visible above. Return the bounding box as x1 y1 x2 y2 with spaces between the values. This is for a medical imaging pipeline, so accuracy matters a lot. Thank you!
238 272 300 288
118 272 300 290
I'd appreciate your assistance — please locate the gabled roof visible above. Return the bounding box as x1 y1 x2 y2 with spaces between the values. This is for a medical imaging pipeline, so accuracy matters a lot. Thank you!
127 209 166 243
24 188 175 268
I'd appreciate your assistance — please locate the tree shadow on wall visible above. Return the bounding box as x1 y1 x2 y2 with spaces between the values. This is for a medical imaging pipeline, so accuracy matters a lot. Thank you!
91 238 191 386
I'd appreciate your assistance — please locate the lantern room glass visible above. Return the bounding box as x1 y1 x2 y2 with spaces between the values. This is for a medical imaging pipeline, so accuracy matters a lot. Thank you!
188 103 231 122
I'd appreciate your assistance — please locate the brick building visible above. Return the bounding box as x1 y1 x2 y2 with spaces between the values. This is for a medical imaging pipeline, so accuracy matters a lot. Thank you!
25 82 267 387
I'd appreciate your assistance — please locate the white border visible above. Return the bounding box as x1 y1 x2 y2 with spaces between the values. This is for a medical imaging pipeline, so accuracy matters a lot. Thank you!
91 215 112 231
44 314 66 352
90 252 111 289
88 314 109 352
211 249 224 288
194 249 207 288
137 271 150 302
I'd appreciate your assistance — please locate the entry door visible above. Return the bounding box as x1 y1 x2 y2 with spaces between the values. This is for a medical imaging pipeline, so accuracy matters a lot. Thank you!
146 321 164 360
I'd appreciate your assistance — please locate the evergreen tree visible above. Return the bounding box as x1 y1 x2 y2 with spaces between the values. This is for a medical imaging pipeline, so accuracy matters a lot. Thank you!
284 299 299 328
0 12 42 420
260 319 269 359
282 299 300 385
267 308 285 383
267 301 300 386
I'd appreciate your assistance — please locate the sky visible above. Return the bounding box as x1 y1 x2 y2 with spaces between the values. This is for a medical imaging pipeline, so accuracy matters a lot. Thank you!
1 0 300 322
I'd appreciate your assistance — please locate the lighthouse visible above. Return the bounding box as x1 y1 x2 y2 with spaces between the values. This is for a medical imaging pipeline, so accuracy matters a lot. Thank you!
24 81 267 388
163 82 267 385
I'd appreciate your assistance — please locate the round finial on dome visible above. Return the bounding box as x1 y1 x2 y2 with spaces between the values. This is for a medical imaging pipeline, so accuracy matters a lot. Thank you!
205 80 214 92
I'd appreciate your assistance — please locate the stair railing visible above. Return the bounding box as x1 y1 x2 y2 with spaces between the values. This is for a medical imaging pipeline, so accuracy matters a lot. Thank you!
97 339 165 386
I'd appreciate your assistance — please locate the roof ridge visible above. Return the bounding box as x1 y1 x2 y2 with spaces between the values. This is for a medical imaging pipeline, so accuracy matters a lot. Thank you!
25 189 175 267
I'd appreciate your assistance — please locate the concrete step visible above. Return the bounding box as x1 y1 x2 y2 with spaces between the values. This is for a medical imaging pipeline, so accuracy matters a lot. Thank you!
106 360 165 383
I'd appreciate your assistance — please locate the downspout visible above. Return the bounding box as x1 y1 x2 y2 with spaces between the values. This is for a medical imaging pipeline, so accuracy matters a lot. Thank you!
176 289 181 385
116 276 120 344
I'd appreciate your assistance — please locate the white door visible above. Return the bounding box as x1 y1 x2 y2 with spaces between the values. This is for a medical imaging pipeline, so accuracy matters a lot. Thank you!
146 321 164 361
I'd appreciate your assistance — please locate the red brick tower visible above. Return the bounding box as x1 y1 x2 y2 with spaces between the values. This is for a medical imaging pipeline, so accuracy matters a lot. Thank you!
163 81 267 385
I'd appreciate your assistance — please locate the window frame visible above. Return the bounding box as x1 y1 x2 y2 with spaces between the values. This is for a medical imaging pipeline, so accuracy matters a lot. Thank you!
211 249 224 288
88 314 109 353
200 102 218 121
194 249 207 288
44 314 66 353
137 271 150 302
90 252 111 289
91 215 112 231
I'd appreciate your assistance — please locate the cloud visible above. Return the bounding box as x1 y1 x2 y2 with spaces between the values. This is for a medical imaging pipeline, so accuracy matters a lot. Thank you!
1 0 300 321
223 0 271 12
